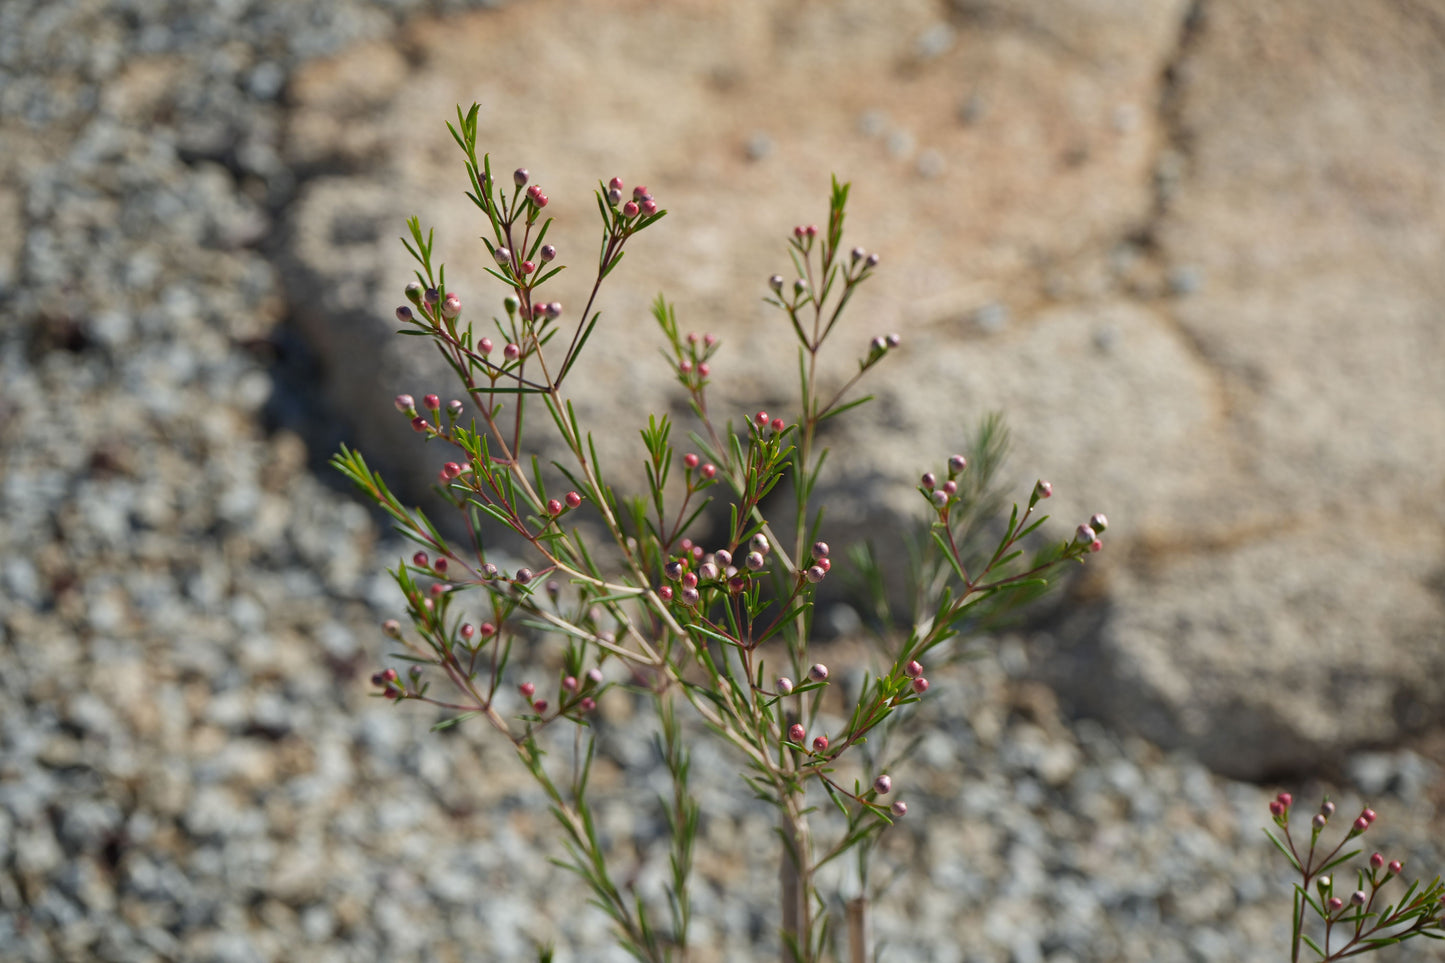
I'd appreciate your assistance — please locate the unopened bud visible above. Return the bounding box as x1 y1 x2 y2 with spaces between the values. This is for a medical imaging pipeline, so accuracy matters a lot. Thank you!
775 677 794 695
442 295 462 319
873 775 892 795
890 800 907 816
607 187 623 205
1389 860 1403 875
623 201 639 217
1090 513 1108 533
912 677 929 694
1076 524 1096 544
395 394 415 412
788 723 805 743
812 541 829 560
812 735 828 752
514 568 533 584
1034 479 1053 499
851 246 866 263
809 663 829 682
866 253 881 268
494 247 512 265
769 274 784 293
905 660 923 678
514 168 529 187
1370 852 1385 869
395 305 413 323
745 551 765 571
805 565 826 583
540 244 556 262
750 533 770 554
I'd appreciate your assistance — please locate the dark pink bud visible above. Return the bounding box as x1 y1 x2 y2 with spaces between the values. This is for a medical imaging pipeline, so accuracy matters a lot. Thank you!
912 677 929 694
395 394 415 412
700 464 716 479
579 697 596 712
1371 852 1385 869
812 735 828 752
1363 808 1377 824
1270 800 1284 817
1277 792 1293 808
788 723 805 743
609 176 624 191
565 491 582 509
423 394 440 410
658 585 674 601
818 558 831 573
413 551 429 567
682 453 699 468
681 571 698 589
443 462 463 479
728 576 747 594
1353 815 1369 832
641 199 657 215
943 480 957 495
1327 897 1343 913
633 185 648 201
428 583 444 598
526 183 542 200
521 260 536 275
756 410 770 426
479 622 496 637
890 800 907 817
1389 860 1403 875
948 454 967 473
921 472 937 489
382 667 398 682
519 681 535 698
809 663 829 682
805 225 818 237
698 362 711 377
873 775 892 795
460 623 475 640
623 201 639 217
433 558 448 574
547 499 563 515
532 699 547 713
562 676 578 693
479 337 494 355
905 660 923 678
805 565 826 583
793 226 805 238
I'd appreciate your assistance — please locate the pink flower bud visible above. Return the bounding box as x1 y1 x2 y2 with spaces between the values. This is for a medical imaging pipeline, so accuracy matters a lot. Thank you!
1276 793 1293 807
1270 800 1285 817
751 533 770 554
395 394 415 412
565 491 582 508
905 660 923 678
745 551 764 571
481 563 498 579
1321 800 1336 816
698 561 719 581
704 333 717 347
623 201 639 217
890 800 907 817
885 333 901 348
514 168 529 187
1327 897 1343 913
433 558 448 574
396 305 413 322
770 417 784 432
932 490 949 508
1353 815 1369 832
479 337 494 355
413 551 429 567
805 565 826 583
521 260 536 275
658 585 674 601
1312 813 1326 829
424 394 440 410
942 480 958 495
1350 890 1366 906
1363 808 1377 824
793 225 805 239
494 246 512 264
921 472 937 489
809 663 829 682
812 541 829 560
769 275 784 293
818 558 831 573
607 187 623 205
1034 480 1053 499
812 735 829 752
1090 513 1108 533
679 359 693 374
949 454 967 473
1389 860 1403 875
547 498 563 515
425 287 439 304
479 622 496 637
540 244 556 262
1090 539 1103 553
775 677 794 695
428 583 444 598
460 623 475 640
609 176 624 191
526 183 541 200
788 723 805 743
698 363 711 377
533 699 547 713
641 199 657 215
1371 852 1385 869
545 302 562 319
579 697 596 712
443 461 463 479
681 572 698 590
682 453 699 469
1076 524 1097 544
442 296 461 319
912 677 929 694
873 775 892 794
867 253 881 268
633 185 649 201
519 681 535 698
504 343 521 360
700 464 716 479
562 676 578 693
587 667 603 685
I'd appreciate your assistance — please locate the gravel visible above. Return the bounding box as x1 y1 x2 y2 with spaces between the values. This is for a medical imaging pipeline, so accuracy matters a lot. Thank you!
4 1 1444 961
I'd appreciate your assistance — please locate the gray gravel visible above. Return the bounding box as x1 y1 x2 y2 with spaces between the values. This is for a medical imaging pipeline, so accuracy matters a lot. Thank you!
3 1 1445 961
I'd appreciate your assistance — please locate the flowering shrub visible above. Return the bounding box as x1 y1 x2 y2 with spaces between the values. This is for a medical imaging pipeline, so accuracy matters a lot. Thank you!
1267 793 1445 960
333 103 1105 962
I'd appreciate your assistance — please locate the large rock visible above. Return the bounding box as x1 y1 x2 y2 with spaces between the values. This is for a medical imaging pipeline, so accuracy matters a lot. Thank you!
278 0 1445 779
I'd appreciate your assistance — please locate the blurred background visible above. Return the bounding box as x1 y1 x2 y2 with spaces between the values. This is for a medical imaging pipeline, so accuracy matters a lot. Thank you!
2 0 1443 960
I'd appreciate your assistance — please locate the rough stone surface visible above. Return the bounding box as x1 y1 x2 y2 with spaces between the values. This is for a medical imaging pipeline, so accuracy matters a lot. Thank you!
279 0 1445 779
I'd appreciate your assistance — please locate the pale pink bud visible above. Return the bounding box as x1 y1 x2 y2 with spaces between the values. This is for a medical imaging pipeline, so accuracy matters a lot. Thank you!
1034 480 1053 499
1076 524 1096 545
514 168 529 187
890 800 907 817
479 337 494 355
545 302 562 319
1327 897 1343 913
745 551 764 571
493 246 512 264
809 663 829 682
504 343 521 360
382 619 401 638
805 565 826 583
623 201 639 217
579 697 596 712
519 681 535 698
680 586 699 605
932 490 949 508
1090 513 1108 533
873 775 892 794
750 533 769 554
395 394 415 412
1371 852 1385 869
775 677 794 695
921 472 937 489
812 541 829 560
562 676 578 693
948 454 967 473
641 199 657 215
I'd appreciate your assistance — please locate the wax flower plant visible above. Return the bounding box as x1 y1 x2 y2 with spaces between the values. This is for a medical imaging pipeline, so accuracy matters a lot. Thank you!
1266 793 1445 961
333 104 1103 963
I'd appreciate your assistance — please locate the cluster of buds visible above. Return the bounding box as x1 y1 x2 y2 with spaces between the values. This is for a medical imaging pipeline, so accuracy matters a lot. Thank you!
519 169 550 209
605 177 659 219
866 332 902 361
517 665 605 717
370 667 401 698
920 455 969 511
676 330 719 385
544 491 585 517
680 452 718 486
752 410 787 436
659 539 747 605
1074 513 1108 553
